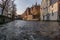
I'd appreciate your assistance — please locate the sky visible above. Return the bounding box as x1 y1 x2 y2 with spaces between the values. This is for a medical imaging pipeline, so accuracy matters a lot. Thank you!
14 0 42 15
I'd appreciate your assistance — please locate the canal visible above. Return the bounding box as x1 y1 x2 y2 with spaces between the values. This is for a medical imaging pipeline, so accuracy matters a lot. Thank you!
0 20 60 40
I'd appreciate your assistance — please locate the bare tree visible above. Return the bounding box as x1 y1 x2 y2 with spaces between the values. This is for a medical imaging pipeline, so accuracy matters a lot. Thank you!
10 0 16 20
2 0 8 14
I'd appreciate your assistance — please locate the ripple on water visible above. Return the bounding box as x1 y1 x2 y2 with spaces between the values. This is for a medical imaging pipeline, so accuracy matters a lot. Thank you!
0 20 60 40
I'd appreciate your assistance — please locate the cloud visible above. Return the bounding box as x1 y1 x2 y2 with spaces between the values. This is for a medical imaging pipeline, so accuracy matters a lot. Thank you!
16 10 23 15
15 0 42 15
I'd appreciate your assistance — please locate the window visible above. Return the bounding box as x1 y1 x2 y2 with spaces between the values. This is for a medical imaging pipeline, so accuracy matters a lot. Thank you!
52 11 54 16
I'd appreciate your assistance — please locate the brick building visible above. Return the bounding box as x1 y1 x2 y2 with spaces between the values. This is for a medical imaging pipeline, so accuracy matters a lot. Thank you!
21 3 40 20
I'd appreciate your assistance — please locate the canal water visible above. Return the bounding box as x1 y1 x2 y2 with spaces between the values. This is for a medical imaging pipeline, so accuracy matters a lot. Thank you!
0 20 60 40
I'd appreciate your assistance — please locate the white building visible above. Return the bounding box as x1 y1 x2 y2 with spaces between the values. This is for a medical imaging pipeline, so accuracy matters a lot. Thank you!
48 1 58 20
41 0 60 21
40 0 49 20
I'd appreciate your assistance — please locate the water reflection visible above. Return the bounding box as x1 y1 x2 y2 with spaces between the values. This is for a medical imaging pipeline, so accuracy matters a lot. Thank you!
0 20 60 40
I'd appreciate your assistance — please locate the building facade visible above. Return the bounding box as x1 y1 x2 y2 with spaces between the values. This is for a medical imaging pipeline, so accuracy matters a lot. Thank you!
41 0 60 21
26 8 33 20
31 3 40 20
48 0 58 21
41 0 50 20
21 9 27 20
22 3 40 20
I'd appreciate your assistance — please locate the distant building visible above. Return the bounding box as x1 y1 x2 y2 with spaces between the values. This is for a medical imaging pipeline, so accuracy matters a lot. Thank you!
16 15 22 20
31 3 40 20
26 8 33 20
21 10 27 20
21 3 40 20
